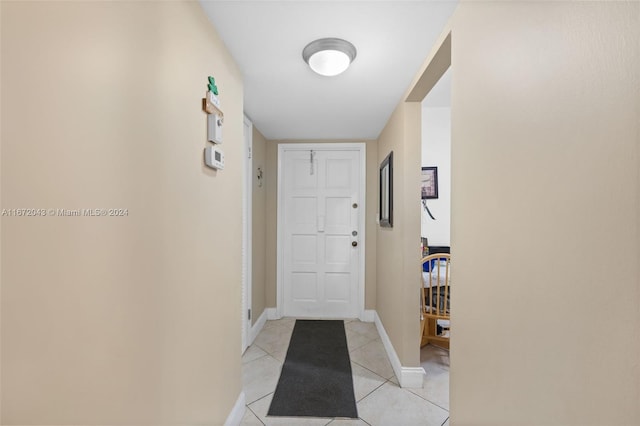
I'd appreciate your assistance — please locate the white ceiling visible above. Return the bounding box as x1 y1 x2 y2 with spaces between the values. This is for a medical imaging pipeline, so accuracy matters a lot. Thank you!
200 1 457 140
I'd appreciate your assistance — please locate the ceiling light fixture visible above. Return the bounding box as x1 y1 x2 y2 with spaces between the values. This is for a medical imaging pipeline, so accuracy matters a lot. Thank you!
302 38 357 77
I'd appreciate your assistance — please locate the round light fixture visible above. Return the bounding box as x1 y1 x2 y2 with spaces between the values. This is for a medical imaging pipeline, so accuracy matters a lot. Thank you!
302 38 357 77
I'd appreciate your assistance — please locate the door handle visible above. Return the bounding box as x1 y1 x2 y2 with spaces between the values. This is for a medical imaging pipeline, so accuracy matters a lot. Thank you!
352 241 358 247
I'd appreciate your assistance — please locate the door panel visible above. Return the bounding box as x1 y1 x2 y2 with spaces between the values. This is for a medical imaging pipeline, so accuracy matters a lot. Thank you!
281 148 361 318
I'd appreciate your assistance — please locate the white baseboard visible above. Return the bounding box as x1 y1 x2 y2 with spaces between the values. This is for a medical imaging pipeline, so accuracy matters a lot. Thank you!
224 391 245 426
401 367 428 388
373 311 425 389
360 309 375 323
249 309 268 346
266 307 280 320
373 311 403 383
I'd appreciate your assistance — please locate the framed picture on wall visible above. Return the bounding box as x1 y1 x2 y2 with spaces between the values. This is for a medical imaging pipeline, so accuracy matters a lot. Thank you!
421 166 439 199
379 152 393 227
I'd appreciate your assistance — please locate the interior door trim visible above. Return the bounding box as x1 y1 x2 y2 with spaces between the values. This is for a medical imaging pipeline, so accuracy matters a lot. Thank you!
241 115 253 353
276 142 366 319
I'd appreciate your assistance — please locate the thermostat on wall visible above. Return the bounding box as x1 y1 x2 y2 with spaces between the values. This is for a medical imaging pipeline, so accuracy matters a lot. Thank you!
205 145 225 170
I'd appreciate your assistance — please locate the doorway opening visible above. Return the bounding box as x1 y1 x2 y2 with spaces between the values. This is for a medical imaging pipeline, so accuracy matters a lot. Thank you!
419 66 451 409
420 67 452 351
404 30 452 408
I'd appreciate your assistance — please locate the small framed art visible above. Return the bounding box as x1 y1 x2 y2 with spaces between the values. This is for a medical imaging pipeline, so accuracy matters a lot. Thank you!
379 152 393 227
421 166 438 199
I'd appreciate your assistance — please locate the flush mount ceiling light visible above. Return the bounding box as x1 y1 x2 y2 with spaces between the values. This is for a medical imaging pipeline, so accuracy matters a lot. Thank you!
302 38 357 77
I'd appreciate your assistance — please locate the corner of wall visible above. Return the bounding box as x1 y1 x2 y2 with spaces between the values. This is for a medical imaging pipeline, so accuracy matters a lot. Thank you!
373 311 425 389
224 392 246 426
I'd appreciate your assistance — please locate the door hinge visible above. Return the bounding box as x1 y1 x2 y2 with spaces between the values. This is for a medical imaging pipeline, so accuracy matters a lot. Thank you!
248 309 251 320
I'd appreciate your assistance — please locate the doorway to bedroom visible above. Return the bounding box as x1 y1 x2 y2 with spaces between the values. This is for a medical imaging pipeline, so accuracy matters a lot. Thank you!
419 62 451 410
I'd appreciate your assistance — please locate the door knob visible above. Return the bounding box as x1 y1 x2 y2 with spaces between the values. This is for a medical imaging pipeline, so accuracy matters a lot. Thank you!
352 241 358 247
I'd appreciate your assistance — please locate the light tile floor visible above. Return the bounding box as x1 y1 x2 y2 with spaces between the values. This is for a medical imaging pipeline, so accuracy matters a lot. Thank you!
241 318 450 426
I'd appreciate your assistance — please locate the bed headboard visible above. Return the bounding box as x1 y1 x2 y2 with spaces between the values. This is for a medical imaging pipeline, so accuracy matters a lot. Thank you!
428 246 450 255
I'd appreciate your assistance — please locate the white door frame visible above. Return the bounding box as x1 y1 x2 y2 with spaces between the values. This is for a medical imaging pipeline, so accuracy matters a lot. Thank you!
276 142 366 319
241 115 253 352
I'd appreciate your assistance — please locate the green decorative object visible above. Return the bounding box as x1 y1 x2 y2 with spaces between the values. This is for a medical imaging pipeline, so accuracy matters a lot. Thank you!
207 76 219 95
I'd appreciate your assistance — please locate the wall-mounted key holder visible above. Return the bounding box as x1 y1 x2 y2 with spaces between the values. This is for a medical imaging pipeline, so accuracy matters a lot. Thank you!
203 91 222 115
207 111 223 144
203 76 222 113
203 76 224 144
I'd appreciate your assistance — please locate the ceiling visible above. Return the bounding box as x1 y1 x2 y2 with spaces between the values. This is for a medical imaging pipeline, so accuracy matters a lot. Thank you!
200 1 457 140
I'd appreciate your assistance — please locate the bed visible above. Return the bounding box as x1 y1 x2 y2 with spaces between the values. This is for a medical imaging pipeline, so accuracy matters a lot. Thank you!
420 252 451 348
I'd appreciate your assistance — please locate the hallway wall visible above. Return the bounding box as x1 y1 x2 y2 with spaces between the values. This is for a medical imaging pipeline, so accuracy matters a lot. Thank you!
449 2 640 424
1 2 244 424
375 103 423 368
251 126 268 324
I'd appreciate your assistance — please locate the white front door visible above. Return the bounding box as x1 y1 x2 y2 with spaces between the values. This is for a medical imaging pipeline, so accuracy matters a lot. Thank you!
279 144 365 318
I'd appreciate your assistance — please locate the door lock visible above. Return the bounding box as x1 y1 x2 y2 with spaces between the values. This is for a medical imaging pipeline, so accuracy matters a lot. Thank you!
352 231 358 236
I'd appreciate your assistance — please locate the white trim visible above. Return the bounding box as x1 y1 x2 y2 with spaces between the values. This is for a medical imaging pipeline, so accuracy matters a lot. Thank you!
360 309 375 323
248 309 267 346
276 145 283 318
401 367 427 388
276 143 366 319
224 391 245 426
266 307 280 320
374 311 426 389
373 311 402 383
241 115 253 353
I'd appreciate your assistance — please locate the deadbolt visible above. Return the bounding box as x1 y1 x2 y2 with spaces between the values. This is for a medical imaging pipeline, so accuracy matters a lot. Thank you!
352 203 358 208
352 230 358 236
352 241 358 247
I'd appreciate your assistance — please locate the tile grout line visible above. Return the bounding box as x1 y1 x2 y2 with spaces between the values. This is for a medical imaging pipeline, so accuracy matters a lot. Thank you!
245 403 266 426
350 359 394 382
355 379 389 404
359 417 373 426
347 337 377 353
405 387 450 413
241 351 269 365
244 391 273 425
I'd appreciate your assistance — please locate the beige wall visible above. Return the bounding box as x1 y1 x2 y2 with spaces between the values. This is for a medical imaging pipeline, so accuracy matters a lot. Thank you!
251 126 267 324
1 2 243 424
448 2 640 424
375 103 422 368
265 141 278 307
264 140 378 311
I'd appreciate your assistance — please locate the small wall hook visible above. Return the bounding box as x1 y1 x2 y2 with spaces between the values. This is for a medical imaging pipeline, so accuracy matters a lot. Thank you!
257 167 263 187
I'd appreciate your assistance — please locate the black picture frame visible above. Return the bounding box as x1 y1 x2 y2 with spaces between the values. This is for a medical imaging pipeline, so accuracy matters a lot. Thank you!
421 166 439 199
379 152 393 227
